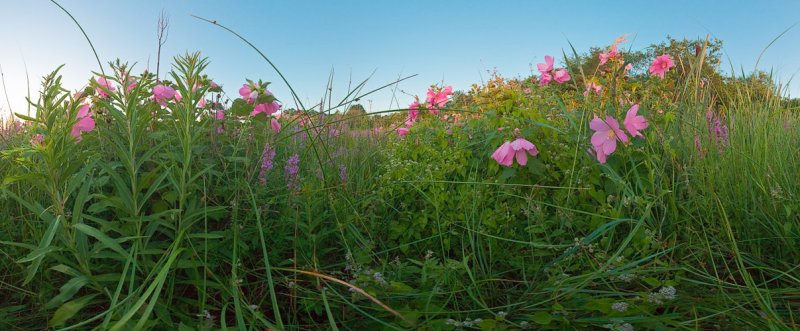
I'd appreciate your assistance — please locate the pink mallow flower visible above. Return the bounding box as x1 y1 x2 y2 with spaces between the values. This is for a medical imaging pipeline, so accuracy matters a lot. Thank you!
538 72 552 86
397 127 409 137
239 84 259 104
215 109 225 120
271 118 281 132
598 45 619 66
251 101 280 117
553 68 571 84
623 104 648 138
70 104 95 141
426 86 453 114
590 116 628 163
537 55 554 74
126 78 137 92
649 54 674 79
491 137 539 167
408 101 420 120
152 84 176 106
96 77 115 98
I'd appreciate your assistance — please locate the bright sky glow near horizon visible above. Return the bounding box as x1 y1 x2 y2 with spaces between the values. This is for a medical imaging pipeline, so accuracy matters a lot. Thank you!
1 1 799 119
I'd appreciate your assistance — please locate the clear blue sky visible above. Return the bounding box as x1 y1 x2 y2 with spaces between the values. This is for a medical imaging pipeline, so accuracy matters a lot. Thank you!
1 1 799 118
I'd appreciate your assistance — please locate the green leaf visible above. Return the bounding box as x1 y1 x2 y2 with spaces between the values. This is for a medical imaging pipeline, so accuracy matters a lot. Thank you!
45 276 89 309
13 112 38 122
50 294 97 327
74 223 129 258
20 214 61 285
532 311 552 325
500 167 516 181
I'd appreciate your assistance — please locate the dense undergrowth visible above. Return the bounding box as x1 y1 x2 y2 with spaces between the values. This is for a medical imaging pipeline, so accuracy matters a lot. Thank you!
0 24 799 331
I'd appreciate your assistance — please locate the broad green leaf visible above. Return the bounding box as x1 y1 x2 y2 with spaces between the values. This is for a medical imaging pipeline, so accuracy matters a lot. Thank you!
50 294 97 327
74 223 129 258
532 311 552 325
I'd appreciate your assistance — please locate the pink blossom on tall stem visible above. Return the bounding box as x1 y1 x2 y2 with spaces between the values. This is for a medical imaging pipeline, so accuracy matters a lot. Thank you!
251 101 280 116
215 109 225 121
70 104 95 141
553 68 571 84
649 54 675 79
491 137 539 167
152 84 176 106
537 55 570 85
271 118 281 132
209 81 220 89
197 98 207 108
623 104 648 138
408 101 420 121
426 86 453 114
96 77 115 98
239 84 258 103
598 45 619 66
537 55 554 73
126 77 137 92
590 116 628 163
538 72 552 86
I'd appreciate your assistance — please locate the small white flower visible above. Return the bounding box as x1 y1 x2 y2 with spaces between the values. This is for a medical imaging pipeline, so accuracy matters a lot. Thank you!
612 302 629 312
658 286 677 300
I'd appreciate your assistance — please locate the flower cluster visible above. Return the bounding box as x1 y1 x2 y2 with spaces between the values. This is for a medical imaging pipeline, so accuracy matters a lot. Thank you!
705 111 729 146
537 55 571 86
589 104 648 163
240 82 281 117
647 285 677 304
599 35 628 67
397 85 453 136
258 144 276 186
491 136 539 167
426 85 453 115
95 77 115 98
152 84 177 107
70 104 95 141
285 153 300 191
